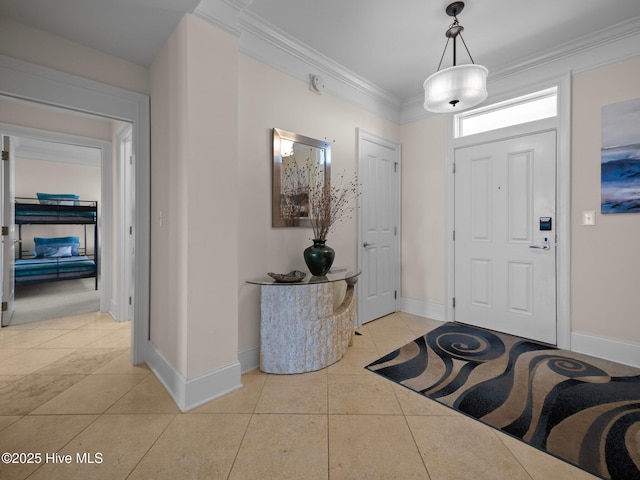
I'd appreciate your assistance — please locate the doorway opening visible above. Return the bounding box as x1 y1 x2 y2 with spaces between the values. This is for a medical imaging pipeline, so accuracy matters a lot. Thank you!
0 55 151 365
10 135 103 325
0 109 133 328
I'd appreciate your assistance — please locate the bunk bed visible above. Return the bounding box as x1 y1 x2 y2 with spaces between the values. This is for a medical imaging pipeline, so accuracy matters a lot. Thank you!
14 194 98 289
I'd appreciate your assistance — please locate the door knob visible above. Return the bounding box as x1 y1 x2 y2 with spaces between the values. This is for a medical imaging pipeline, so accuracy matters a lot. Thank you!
363 242 376 248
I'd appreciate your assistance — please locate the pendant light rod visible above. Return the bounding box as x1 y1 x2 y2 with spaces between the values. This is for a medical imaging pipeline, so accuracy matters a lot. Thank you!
457 33 475 64
435 37 451 71
452 29 457 66
435 2 476 72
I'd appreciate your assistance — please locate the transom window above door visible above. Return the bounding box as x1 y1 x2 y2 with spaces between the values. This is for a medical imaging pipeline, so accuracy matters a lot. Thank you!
454 87 558 138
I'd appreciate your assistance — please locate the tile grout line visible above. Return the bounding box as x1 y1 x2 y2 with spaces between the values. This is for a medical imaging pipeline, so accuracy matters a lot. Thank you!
326 368 331 480
492 429 536 480
225 369 270 479
23 412 103 479
123 413 181 479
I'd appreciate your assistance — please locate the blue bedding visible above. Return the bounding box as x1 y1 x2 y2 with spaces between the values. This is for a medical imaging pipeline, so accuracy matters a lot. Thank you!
15 256 96 282
16 209 96 221
15 198 97 224
15 208 96 223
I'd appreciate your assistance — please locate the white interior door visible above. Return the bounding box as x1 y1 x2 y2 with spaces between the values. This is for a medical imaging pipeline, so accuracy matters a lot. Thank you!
1 135 15 327
117 124 135 323
125 131 135 322
357 131 400 325
454 130 557 344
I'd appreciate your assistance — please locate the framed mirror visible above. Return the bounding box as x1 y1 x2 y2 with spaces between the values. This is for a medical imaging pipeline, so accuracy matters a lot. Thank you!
272 128 331 227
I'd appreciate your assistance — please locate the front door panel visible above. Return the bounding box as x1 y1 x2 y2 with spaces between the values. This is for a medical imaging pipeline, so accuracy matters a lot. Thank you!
455 131 557 344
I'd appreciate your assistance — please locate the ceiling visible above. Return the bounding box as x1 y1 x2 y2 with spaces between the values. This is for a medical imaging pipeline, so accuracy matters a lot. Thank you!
1 0 640 103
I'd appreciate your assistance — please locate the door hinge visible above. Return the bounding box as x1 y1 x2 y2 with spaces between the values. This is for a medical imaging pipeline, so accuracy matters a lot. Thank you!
452 230 455 241
129 155 134 165
394 290 397 300
394 226 397 236
394 162 398 173
452 297 456 308
2 150 8 161
129 296 132 305
1 226 8 236
453 163 456 174
129 226 133 235
1 301 7 312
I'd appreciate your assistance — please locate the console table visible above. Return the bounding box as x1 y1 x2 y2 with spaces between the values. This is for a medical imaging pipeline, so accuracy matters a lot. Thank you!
247 268 360 374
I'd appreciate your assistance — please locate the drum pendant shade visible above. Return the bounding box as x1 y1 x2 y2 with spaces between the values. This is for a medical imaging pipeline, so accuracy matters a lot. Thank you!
423 64 488 113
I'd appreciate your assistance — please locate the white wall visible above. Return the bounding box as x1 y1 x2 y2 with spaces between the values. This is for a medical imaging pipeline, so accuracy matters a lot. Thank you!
149 11 189 379
0 99 114 141
15 159 101 201
185 15 239 377
399 116 446 308
571 55 640 345
149 14 240 386
0 16 148 94
236 54 400 357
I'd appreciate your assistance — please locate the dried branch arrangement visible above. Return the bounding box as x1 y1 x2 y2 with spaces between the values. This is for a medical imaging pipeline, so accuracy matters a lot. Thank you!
281 148 358 240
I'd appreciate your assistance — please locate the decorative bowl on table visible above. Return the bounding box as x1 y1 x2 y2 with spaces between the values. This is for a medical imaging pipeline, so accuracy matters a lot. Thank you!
267 270 306 283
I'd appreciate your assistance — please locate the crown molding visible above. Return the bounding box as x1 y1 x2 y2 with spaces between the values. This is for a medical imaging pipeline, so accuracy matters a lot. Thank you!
193 0 245 37
491 16 640 81
194 3 640 125
237 9 403 123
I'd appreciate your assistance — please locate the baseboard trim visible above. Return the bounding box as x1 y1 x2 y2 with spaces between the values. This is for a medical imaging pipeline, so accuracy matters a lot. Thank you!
238 346 260 374
145 341 243 411
571 331 640 368
400 298 446 322
109 300 117 319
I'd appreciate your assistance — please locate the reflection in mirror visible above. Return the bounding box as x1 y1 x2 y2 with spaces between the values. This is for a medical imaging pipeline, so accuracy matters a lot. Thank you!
272 128 331 227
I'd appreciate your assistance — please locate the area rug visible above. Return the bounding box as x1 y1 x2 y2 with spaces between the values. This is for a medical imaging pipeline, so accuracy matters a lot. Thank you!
366 322 640 480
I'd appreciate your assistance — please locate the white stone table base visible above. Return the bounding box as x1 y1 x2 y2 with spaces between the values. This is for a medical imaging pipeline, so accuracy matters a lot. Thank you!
260 281 356 374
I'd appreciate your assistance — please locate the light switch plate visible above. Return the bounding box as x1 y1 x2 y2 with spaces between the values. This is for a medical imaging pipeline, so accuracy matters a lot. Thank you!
583 210 595 226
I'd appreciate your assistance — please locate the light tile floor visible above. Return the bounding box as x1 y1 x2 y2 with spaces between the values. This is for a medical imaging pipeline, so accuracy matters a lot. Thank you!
0 311 598 479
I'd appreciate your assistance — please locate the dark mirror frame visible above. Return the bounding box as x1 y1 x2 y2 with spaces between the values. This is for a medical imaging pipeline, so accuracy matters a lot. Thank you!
272 128 331 227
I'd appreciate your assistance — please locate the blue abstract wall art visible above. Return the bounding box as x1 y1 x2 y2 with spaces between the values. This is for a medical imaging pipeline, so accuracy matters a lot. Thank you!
601 97 640 214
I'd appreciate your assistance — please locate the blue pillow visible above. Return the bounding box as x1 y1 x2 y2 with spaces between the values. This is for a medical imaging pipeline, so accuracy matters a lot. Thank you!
33 236 80 257
31 245 73 258
37 193 79 206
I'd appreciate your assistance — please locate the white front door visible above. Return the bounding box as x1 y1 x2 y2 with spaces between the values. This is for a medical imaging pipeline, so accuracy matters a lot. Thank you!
1 135 15 327
357 130 400 325
454 130 557 344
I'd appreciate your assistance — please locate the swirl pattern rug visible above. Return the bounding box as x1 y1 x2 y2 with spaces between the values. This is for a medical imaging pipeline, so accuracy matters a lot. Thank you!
366 323 640 480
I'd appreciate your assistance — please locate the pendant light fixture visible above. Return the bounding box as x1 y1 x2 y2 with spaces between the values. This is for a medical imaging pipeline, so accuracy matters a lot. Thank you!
423 2 488 113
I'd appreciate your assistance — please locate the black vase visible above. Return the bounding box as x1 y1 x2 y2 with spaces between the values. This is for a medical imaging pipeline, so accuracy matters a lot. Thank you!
304 239 335 276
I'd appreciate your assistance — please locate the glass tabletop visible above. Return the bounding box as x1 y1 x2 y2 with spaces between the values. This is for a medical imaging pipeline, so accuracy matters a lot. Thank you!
246 266 360 286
